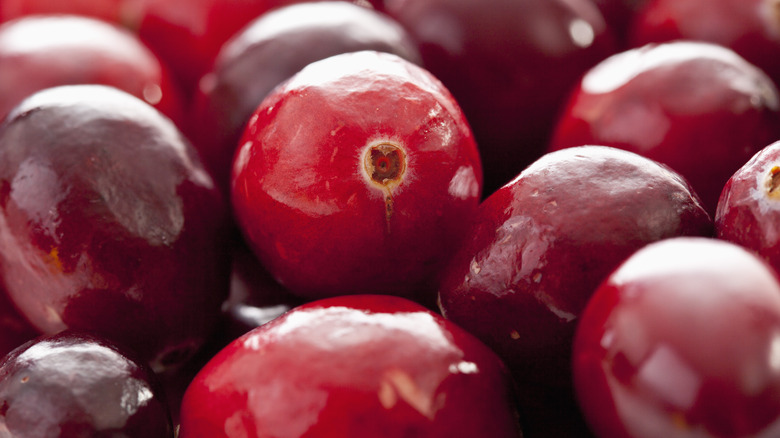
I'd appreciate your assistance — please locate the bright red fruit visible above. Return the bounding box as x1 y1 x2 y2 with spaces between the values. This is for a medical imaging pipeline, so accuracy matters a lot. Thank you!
231 50 482 303
549 41 780 215
383 0 617 196
0 0 141 24
0 330 173 437
0 14 184 126
0 85 231 373
189 0 421 192
179 295 523 438
573 237 780 437
629 0 780 89
716 140 780 273
437 145 712 436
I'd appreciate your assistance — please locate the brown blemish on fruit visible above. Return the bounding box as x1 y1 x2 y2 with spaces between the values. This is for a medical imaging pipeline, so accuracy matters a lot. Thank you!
362 142 407 230
767 165 780 198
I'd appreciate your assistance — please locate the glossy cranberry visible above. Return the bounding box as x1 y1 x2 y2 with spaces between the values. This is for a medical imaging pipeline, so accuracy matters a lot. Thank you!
550 41 780 215
629 0 780 89
573 237 780 437
716 140 780 273
437 145 712 436
0 0 143 24
231 50 482 303
179 295 523 437
137 0 379 96
0 288 36 358
384 0 616 196
0 15 184 127
0 85 231 373
0 330 173 437
188 1 421 192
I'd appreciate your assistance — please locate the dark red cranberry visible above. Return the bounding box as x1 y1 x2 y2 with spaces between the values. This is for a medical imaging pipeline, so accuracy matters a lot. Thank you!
179 295 523 437
0 14 184 127
231 51 482 304
384 0 617 196
188 0 421 191
0 330 173 437
629 0 780 89
550 40 780 215
0 288 36 358
573 237 780 437
437 145 712 437
716 140 780 273
0 84 231 373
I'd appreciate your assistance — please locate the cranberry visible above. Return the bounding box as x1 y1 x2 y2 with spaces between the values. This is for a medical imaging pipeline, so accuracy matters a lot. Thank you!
0 84 231 373
573 237 780 437
550 40 780 215
592 0 649 45
384 0 617 196
231 50 482 304
179 295 523 437
437 145 712 436
188 0 421 192
0 0 142 24
716 140 780 272
0 14 184 127
0 330 173 437
136 0 378 96
0 288 36 358
629 0 780 89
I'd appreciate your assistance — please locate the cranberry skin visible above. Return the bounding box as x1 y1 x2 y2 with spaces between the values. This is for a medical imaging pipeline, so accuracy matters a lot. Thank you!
573 237 780 437
550 41 780 215
0 15 184 127
0 330 173 437
231 51 482 302
592 0 648 44
188 1 421 192
137 0 379 96
437 146 712 435
0 85 231 373
384 0 617 196
716 140 780 272
0 288 36 358
0 0 142 24
630 0 780 89
179 295 523 438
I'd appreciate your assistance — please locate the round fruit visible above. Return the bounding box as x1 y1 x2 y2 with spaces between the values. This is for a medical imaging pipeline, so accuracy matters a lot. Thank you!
437 145 712 436
384 0 617 196
0 330 173 437
179 295 523 438
573 237 780 437
549 40 780 215
0 84 231 373
629 0 780 89
189 0 421 192
716 140 780 273
0 14 184 126
231 50 482 303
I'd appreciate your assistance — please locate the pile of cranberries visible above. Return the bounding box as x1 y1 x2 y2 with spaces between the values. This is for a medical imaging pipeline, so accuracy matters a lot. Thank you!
3 0 780 437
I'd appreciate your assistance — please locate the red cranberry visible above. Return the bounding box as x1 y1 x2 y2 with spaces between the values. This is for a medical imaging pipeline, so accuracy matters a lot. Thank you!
188 0 421 192
0 330 173 437
0 288 36 358
592 0 649 44
0 0 141 24
231 50 482 304
137 0 379 96
179 295 523 437
0 14 184 127
629 0 780 89
550 40 780 215
716 140 780 273
0 85 231 373
384 0 617 196
437 145 712 436
573 237 780 437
